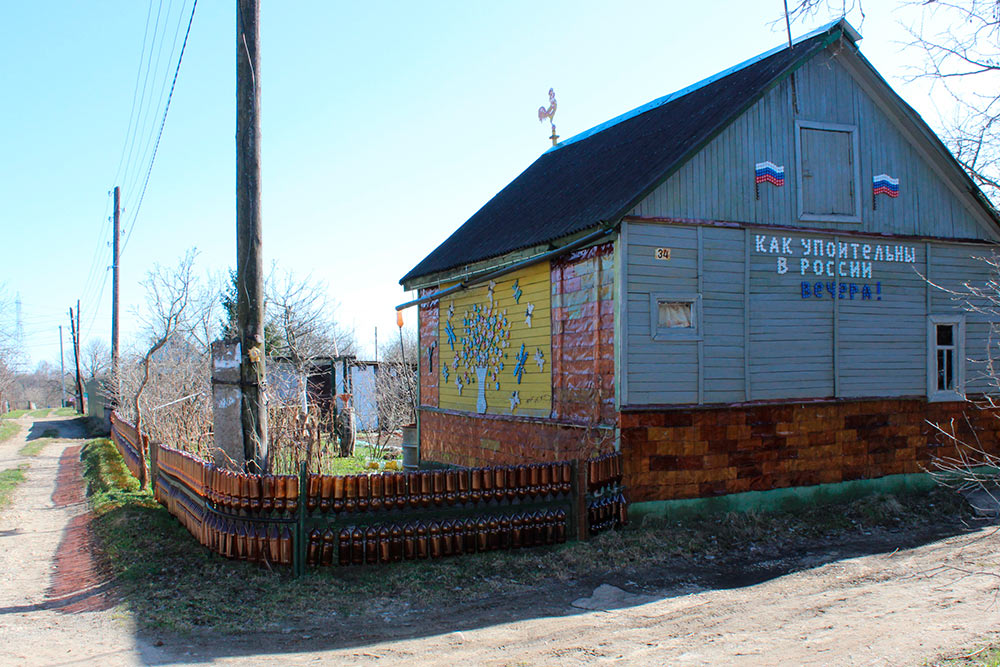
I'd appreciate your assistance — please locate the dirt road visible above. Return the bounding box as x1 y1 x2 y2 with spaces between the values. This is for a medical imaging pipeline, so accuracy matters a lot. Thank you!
1 413 999 666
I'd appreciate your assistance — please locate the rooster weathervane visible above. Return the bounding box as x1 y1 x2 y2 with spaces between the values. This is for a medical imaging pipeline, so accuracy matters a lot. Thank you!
538 88 558 146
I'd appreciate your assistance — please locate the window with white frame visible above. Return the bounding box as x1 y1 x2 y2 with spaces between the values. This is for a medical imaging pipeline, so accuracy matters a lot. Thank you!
795 120 862 223
927 315 965 401
650 294 701 341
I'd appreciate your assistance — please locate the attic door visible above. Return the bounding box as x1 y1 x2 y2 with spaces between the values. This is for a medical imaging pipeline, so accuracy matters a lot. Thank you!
796 120 861 222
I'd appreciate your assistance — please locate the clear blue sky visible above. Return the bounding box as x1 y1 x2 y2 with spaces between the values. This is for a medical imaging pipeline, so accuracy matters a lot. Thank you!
0 1 930 368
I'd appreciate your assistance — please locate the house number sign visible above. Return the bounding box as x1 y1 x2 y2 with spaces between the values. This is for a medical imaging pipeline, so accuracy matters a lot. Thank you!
654 248 672 260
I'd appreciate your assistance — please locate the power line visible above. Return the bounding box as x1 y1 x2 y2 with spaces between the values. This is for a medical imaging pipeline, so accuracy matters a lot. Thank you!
112 0 157 188
121 0 199 256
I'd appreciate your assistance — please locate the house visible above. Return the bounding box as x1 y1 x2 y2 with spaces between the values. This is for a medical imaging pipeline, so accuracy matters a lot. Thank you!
399 20 1000 512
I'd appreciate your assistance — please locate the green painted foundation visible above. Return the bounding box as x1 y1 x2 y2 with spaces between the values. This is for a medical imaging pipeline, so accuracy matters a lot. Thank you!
630 473 942 522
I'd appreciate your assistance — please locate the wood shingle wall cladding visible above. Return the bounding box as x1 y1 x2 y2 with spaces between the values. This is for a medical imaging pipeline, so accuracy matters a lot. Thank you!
621 399 1000 503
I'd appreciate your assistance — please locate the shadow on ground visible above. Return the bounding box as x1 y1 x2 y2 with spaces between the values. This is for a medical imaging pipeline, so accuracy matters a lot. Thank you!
118 504 993 664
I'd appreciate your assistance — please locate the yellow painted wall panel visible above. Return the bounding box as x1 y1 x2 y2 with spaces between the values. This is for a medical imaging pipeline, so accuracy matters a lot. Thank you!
438 262 552 417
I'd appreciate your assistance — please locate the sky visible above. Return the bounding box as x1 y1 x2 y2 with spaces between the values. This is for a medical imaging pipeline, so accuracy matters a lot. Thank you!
0 0 939 370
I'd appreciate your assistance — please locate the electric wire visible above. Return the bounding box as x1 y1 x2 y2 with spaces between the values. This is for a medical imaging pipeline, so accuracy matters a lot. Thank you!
122 0 187 212
121 0 198 256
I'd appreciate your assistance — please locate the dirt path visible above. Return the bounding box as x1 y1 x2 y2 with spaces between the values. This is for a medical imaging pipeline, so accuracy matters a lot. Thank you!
0 415 168 665
1 415 999 666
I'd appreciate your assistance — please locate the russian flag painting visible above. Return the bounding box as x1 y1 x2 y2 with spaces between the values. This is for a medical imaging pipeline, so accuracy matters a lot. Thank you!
873 173 900 198
755 161 785 187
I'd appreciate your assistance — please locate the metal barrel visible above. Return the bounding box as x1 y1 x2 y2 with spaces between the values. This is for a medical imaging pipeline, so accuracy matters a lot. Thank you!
401 424 419 471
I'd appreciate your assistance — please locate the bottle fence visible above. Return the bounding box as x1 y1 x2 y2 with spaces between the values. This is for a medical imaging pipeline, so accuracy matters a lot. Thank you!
109 412 627 576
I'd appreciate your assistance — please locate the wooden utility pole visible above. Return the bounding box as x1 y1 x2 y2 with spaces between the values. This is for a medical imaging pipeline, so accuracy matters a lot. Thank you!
236 0 267 472
69 303 84 414
111 185 121 406
59 325 66 407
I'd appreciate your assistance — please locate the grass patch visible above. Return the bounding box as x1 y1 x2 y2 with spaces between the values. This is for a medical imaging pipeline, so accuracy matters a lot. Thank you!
933 644 1000 666
1 409 29 420
83 438 982 637
53 407 79 417
0 421 20 443
0 465 28 508
28 408 51 418
18 435 59 457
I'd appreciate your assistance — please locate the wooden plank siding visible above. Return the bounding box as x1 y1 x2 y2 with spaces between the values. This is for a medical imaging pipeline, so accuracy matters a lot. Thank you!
624 220 998 406
629 46 991 242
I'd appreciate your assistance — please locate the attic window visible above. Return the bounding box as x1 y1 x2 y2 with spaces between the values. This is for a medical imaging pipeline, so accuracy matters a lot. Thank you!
795 120 861 223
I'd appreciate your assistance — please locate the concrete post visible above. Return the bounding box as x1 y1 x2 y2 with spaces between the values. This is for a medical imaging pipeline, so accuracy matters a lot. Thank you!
212 339 246 470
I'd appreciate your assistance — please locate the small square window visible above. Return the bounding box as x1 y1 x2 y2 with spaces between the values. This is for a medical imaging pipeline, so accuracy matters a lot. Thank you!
650 293 701 341
658 301 693 328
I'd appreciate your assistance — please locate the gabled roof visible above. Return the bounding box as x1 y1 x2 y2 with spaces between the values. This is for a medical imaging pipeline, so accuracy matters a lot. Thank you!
400 19 989 287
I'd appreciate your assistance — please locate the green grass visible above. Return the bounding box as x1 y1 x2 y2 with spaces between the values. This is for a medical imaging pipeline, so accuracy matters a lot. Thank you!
932 645 1000 666
53 407 79 417
0 421 20 443
83 436 983 637
1 409 29 420
0 465 28 508
28 408 51 418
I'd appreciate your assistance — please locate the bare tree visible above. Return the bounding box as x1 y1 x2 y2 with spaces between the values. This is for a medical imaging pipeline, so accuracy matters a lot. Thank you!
904 0 1000 202
368 327 417 461
266 268 355 372
82 339 111 382
118 250 209 487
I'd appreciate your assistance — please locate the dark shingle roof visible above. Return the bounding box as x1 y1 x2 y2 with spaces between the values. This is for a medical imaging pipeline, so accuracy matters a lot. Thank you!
400 23 848 286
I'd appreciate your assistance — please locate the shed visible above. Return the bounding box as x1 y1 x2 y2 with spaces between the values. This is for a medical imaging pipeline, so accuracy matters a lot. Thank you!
400 20 1000 512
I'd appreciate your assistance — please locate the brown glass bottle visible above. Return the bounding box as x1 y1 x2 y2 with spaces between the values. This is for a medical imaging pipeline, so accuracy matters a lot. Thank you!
429 521 443 558
502 467 515 502
337 528 351 566
378 525 391 563
259 474 272 513
432 471 446 506
390 523 403 562
307 528 321 566
344 475 357 513
280 526 293 565
561 463 573 495
274 475 288 514
249 474 262 513
488 516 500 551
440 520 453 557
351 527 364 565
420 472 434 508
457 470 470 504
490 467 507 502
307 474 320 513
332 475 345 513
415 521 428 559
476 517 489 552
370 474 384 512
394 473 408 510
470 467 484 504
357 474 370 512
463 518 477 554
268 524 281 564
320 528 335 567
286 475 299 514
510 514 523 549
516 465 529 500
445 470 458 505
365 526 378 564
235 523 248 560
403 523 416 560
316 475 330 514
555 509 567 543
